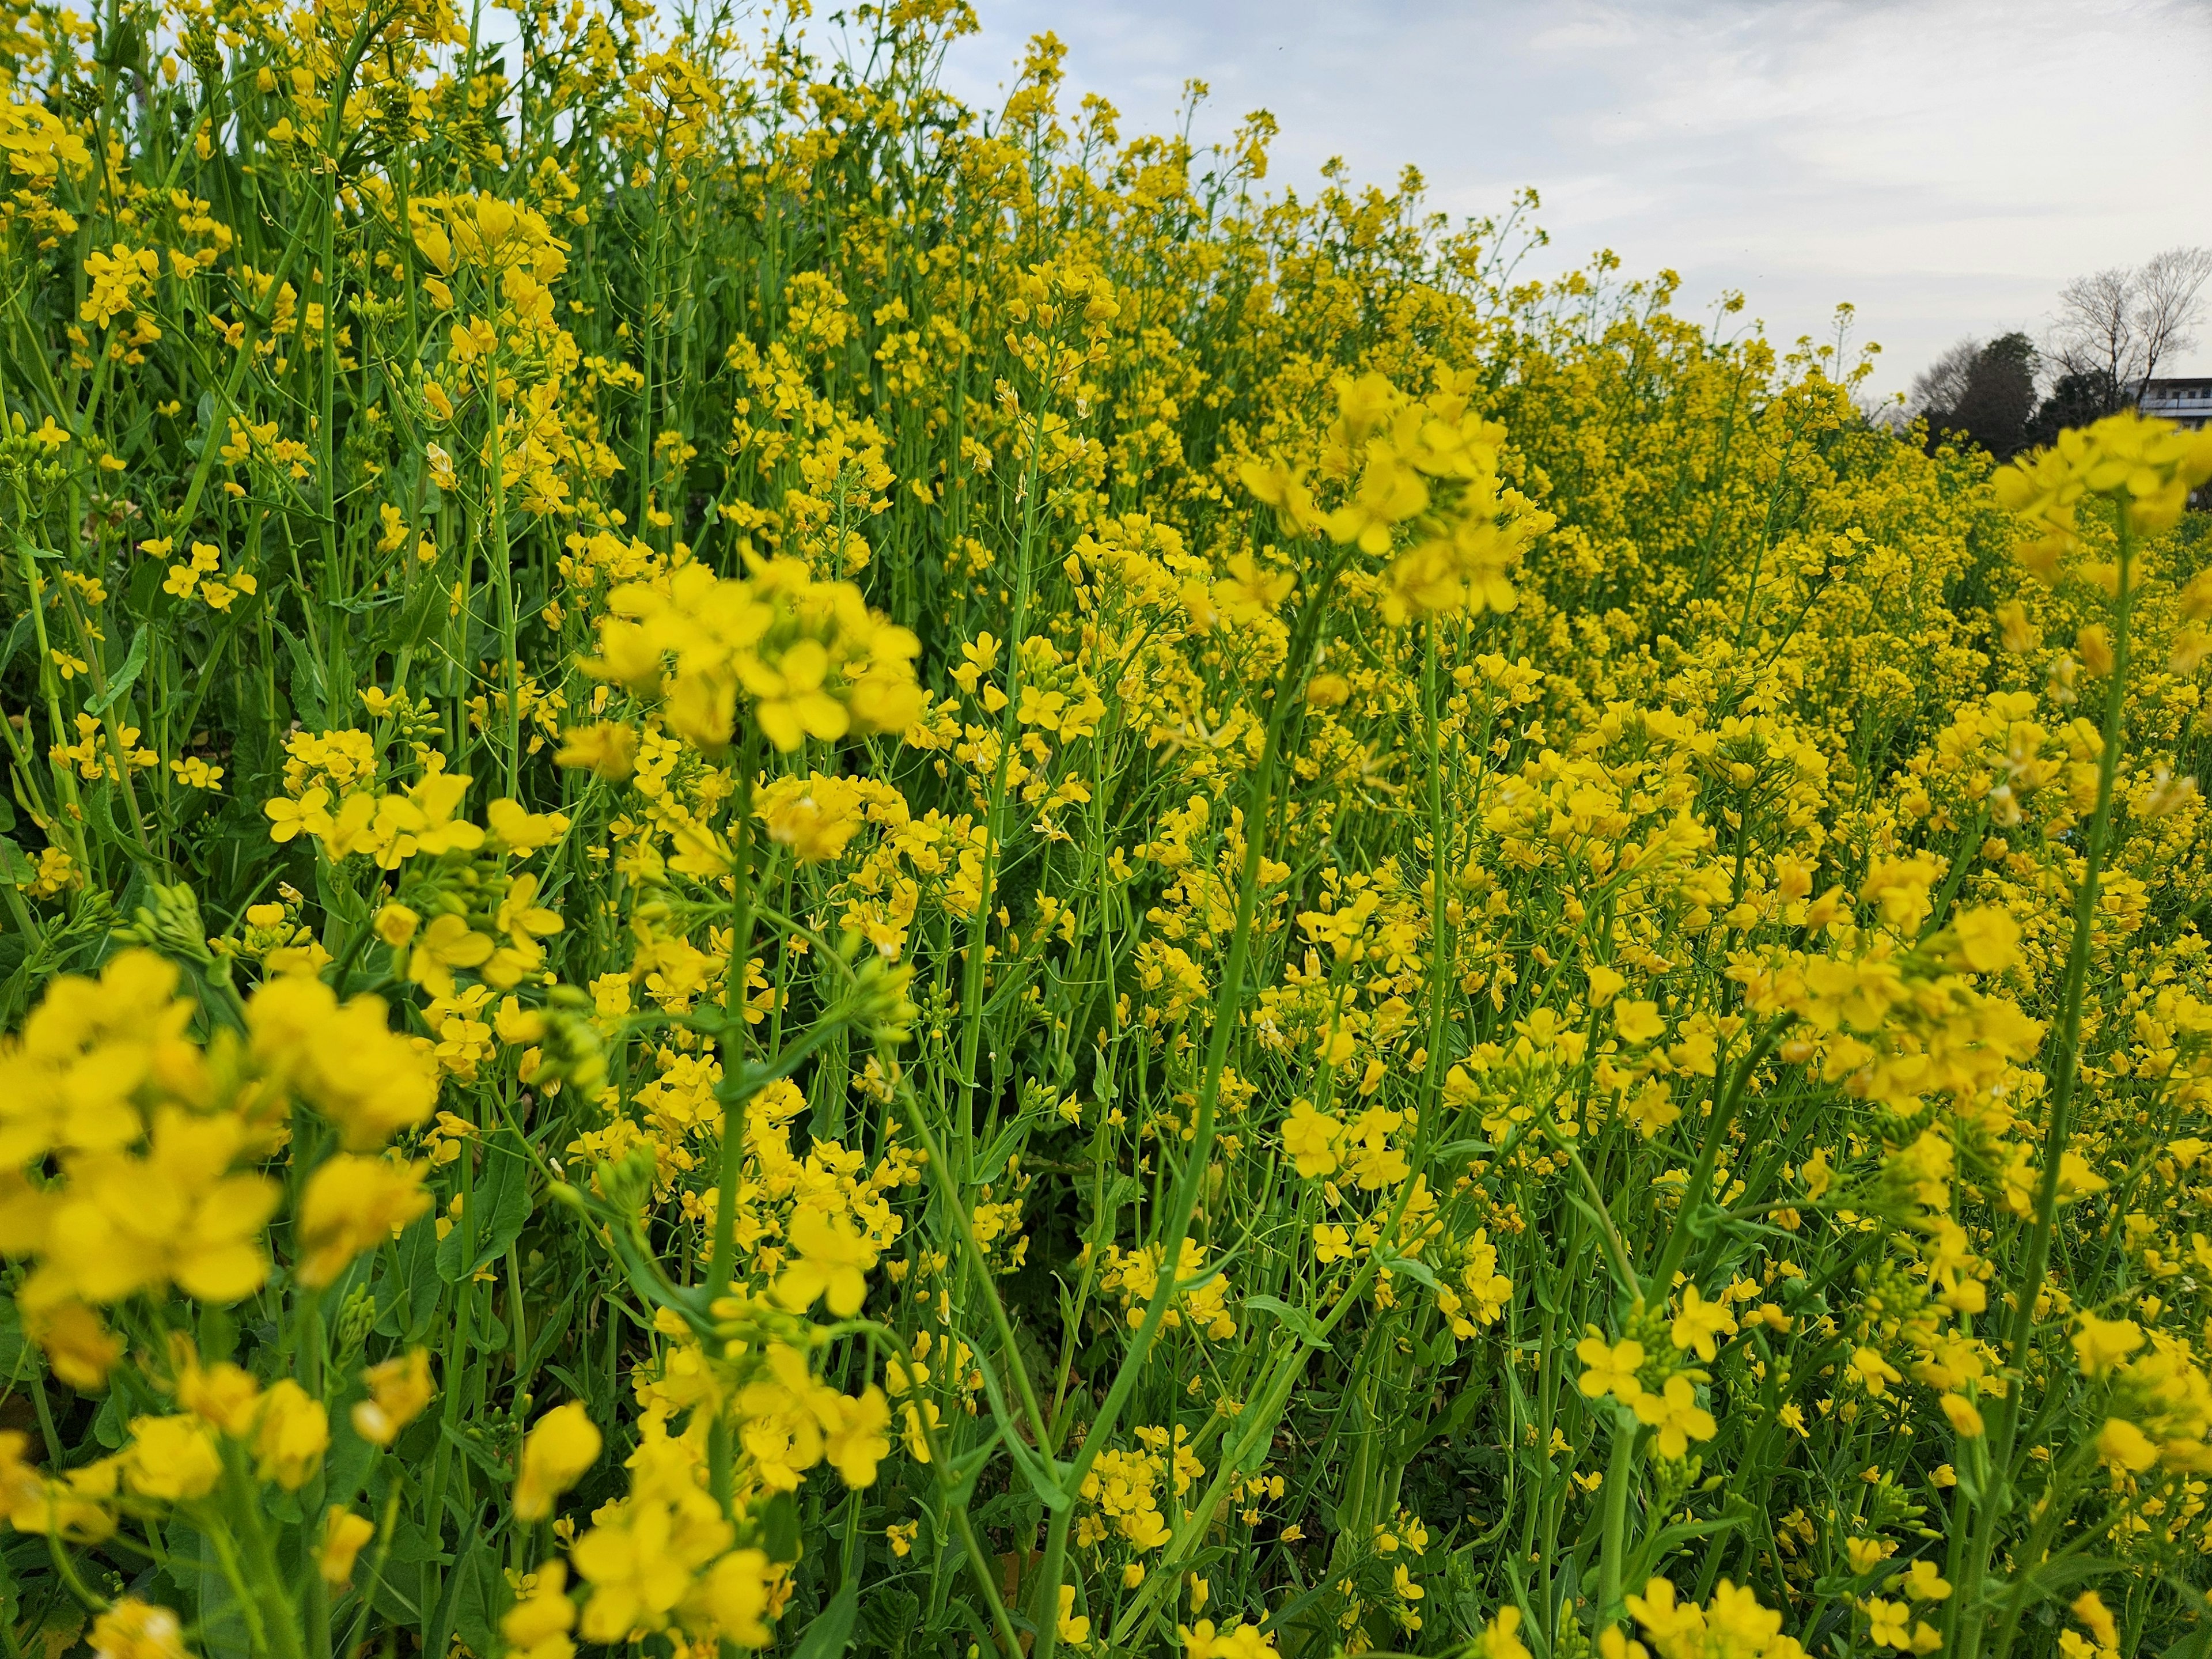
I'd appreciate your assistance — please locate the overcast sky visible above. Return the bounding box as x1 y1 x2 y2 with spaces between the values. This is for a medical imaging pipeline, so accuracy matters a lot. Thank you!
935 0 2212 402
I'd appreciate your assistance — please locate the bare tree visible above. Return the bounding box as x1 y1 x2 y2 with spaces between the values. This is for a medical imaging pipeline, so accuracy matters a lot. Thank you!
2050 268 2138 400
2137 245 2212 386
2047 247 2212 410
1909 337 1981 418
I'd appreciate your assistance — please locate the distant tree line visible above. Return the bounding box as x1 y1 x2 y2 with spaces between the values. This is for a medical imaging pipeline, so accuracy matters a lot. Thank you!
1909 245 2212 459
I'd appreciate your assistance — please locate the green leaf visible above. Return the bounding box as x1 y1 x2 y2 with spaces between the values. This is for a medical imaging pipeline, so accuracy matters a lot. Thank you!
2003 1552 2128 1612
393 1211 442 1338
440 1419 512 1484
278 623 327 729
0 1298 25 1387
970 1488 1039 1532
323 1409 378 1509
1404 1378 1485 1460
81 782 119 846
382 1516 450 1565
92 1387 129 1448
1378 1253 1439 1290
194 1527 253 1659
431 1541 495 1659
0 616 30 683
0 837 35 887
1244 1294 1330 1350
791 1577 859 1659
969 1349 1067 1511
312 856 370 934
128 553 164 613
329 588 404 616
856 1589 919 1656
761 1489 802 1563
387 572 449 656
86 627 148 717
435 1137 533 1285
945 1425 1005 1508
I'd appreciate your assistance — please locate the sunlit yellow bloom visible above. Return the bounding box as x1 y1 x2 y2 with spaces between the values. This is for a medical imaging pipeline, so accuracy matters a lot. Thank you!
353 1350 436 1447
1577 1336 1645 1405
296 1156 431 1286
515 1402 602 1521
320 1508 376 1585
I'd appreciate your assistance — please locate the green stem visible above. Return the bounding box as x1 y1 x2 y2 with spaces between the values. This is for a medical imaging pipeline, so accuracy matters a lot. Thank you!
1646 1016 1790 1296
1952 521 2136 1659
1050 547 1348 1646
707 726 766 1306
1597 1410 1641 1622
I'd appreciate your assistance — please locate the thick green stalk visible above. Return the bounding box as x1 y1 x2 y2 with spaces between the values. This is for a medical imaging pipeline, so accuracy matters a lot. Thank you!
1037 548 1345 1659
1952 523 2136 1659
707 726 767 1304
953 413 1047 1130
1597 1410 1641 1621
889 1081 1051 1453
12 529 92 872
484 370 522 800
1645 1017 1790 1295
421 1090 478 1649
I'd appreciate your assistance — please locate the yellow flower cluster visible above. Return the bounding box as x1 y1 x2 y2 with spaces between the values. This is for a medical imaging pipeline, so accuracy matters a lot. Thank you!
586 557 926 753
0 952 435 1390
1998 414 2212 570
1077 1424 1205 1551
1241 370 1554 623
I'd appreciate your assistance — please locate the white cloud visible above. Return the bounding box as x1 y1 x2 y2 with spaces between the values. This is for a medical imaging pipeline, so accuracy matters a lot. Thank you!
940 0 2212 396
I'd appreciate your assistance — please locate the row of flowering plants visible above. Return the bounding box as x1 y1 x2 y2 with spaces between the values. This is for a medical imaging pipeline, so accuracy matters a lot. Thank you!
6 0 2212 1655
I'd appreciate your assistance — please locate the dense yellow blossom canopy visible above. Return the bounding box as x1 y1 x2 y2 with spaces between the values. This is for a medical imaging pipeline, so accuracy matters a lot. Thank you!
2 0 2212 1654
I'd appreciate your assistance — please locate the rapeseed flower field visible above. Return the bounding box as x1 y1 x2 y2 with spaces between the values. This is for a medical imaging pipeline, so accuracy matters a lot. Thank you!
3 2 2212 1656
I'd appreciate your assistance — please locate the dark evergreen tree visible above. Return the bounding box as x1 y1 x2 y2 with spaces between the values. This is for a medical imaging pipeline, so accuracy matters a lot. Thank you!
1912 332 2039 459
2025 368 2124 449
